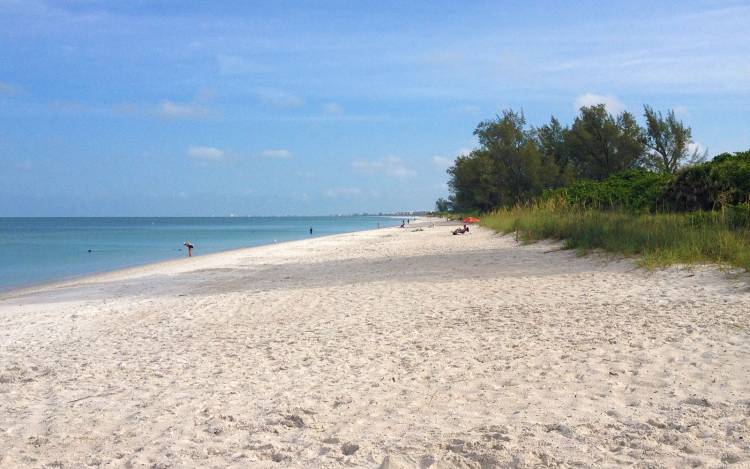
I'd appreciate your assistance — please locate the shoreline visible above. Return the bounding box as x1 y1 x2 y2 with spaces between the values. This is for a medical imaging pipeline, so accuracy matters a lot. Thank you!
0 218 433 300
1 220 748 467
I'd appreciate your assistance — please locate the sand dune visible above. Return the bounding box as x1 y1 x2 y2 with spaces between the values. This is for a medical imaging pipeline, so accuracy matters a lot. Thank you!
1 219 749 468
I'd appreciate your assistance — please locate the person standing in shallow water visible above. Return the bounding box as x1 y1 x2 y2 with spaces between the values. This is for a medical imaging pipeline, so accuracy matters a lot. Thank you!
309 227 313 235
183 241 194 257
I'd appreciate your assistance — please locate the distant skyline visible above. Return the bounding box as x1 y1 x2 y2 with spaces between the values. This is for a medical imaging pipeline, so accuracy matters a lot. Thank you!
1 0 749 216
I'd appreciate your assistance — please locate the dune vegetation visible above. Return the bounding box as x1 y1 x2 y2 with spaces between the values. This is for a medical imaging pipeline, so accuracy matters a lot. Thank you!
481 200 750 270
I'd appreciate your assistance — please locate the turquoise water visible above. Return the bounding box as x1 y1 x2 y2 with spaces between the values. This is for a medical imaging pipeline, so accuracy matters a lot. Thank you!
0 216 401 291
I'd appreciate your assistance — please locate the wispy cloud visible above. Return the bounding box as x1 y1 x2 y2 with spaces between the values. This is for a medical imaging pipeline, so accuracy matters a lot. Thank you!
573 93 626 114
157 100 211 119
673 105 690 117
44 100 139 117
433 147 472 170
432 156 454 170
351 155 416 179
187 146 224 160
255 88 304 108
261 149 292 159
323 102 344 115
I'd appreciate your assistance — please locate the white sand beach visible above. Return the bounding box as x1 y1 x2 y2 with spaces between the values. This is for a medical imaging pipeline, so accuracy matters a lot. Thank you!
1 219 748 468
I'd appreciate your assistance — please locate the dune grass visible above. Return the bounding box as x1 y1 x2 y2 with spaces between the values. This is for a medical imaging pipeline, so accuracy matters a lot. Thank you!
481 200 750 270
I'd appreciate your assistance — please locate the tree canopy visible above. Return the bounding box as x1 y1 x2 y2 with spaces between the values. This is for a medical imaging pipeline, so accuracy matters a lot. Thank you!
565 104 644 180
443 104 705 212
642 105 705 174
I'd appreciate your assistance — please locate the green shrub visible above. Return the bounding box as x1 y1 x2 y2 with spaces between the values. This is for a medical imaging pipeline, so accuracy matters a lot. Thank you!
547 170 672 212
664 150 750 211
540 150 750 214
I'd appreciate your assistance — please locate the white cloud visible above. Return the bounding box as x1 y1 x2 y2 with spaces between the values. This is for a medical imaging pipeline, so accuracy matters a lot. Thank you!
573 93 626 114
255 88 304 108
261 149 292 159
351 155 416 179
157 100 211 119
187 146 224 160
323 102 344 115
433 147 472 170
688 141 707 158
432 156 454 169
325 187 362 198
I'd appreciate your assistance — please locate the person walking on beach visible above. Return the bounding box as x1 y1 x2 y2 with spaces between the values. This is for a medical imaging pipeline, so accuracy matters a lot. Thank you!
183 241 194 257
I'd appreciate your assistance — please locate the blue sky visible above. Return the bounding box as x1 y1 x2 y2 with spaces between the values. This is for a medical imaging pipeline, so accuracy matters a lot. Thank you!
1 0 748 216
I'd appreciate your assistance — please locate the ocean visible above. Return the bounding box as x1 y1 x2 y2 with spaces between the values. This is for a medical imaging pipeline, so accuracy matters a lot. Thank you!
0 216 403 291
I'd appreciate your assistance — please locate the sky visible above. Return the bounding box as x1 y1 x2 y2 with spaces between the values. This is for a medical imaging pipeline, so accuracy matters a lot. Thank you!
1 0 748 216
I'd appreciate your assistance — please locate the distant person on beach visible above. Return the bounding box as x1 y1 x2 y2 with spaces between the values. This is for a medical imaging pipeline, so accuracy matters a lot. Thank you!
453 226 468 235
309 227 313 235
183 241 194 257
400 221 405 228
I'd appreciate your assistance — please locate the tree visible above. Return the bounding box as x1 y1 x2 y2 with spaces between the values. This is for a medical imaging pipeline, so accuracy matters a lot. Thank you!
473 109 547 205
447 150 497 212
565 104 645 180
535 116 575 187
642 105 706 174
434 197 452 212
447 109 556 211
